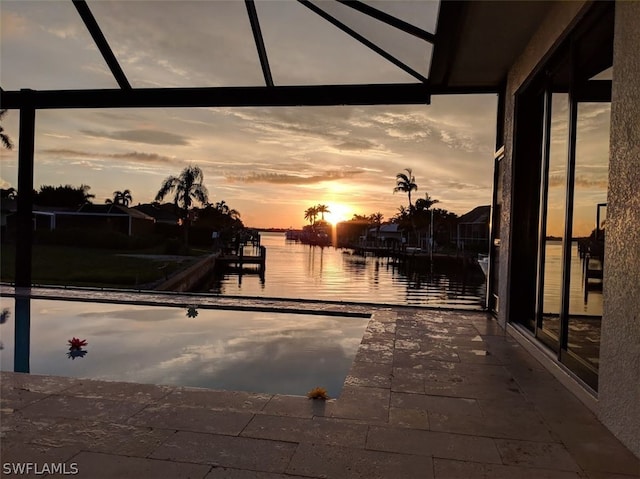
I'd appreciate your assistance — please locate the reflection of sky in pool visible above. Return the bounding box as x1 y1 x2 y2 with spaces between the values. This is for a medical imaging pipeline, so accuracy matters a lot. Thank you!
0 298 370 397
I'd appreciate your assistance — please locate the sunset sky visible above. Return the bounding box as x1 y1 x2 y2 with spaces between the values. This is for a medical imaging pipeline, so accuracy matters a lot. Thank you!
0 1 608 234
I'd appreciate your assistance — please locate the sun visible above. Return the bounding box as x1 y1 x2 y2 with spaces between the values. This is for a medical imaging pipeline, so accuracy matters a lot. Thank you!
323 203 353 225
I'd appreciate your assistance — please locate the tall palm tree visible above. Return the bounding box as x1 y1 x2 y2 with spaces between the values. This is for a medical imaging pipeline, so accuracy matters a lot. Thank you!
0 110 13 150
156 166 209 212
156 166 209 245
394 168 418 209
316 204 330 221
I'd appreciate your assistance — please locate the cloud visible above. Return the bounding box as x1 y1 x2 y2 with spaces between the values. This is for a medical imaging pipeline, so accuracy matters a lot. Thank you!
368 111 482 152
234 169 365 185
81 129 190 146
42 149 176 164
335 139 378 151
43 133 72 140
549 174 608 190
575 176 608 189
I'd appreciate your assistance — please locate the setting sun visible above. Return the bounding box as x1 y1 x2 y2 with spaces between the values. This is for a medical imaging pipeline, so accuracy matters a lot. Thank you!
324 203 354 225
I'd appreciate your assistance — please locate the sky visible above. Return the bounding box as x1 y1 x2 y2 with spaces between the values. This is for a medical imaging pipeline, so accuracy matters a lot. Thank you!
2 0 607 233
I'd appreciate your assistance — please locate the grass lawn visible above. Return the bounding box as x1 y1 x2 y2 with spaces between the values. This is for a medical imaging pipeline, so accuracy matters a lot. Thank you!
0 244 201 289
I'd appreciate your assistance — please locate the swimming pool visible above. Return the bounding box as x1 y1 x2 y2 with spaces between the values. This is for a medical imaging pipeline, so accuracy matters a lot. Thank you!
0 297 370 398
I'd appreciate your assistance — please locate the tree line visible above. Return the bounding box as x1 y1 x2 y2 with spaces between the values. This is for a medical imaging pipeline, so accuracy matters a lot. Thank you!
1 165 244 248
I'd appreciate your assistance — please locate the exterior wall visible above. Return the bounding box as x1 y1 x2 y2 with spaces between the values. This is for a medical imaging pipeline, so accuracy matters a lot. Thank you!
599 0 640 457
498 0 640 457
498 0 588 328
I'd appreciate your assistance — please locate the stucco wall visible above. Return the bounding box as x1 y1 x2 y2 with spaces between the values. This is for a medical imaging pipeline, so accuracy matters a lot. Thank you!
599 0 640 457
498 0 588 327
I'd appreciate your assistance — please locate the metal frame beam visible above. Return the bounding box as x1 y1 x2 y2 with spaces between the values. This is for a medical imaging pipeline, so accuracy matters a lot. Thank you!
337 0 435 43
15 100 36 288
72 0 131 90
245 0 274 87
297 0 428 84
0 84 430 110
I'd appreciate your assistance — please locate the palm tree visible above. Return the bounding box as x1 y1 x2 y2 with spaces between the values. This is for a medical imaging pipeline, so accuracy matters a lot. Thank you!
370 212 384 245
394 168 418 209
0 110 13 150
156 165 209 245
112 189 133 206
304 206 318 225
316 204 330 221
415 192 439 211
215 200 241 220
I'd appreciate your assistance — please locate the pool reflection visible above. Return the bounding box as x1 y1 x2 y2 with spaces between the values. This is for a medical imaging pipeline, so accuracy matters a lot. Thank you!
0 297 369 397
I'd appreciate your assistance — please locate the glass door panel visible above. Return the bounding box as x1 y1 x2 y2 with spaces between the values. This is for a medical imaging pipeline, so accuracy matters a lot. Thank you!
538 93 569 348
566 102 610 373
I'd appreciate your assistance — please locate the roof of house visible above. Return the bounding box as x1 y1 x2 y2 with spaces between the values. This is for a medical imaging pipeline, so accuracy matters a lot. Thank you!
133 203 180 223
77 203 154 220
369 223 401 234
458 205 491 225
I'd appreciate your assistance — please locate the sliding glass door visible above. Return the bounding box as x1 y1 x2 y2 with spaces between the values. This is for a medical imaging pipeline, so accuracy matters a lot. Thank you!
535 75 611 390
530 3 613 390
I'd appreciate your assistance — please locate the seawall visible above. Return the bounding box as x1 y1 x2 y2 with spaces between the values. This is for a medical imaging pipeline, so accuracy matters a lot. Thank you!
155 253 217 292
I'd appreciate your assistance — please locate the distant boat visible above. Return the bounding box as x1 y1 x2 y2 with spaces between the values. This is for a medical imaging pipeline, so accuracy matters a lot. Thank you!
477 254 489 277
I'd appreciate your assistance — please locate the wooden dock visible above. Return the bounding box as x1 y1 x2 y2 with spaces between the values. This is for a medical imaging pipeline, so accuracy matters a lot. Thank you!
217 246 266 268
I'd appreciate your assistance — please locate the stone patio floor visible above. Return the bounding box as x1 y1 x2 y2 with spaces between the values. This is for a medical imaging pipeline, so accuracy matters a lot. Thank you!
1 297 639 478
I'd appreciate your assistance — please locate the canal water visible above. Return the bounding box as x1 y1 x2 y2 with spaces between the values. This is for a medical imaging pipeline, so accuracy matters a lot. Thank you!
203 232 487 309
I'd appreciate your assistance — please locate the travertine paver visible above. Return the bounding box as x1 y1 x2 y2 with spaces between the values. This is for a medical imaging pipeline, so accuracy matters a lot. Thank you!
204 469 309 479
260 394 330 418
69 452 211 479
286 443 434 479
1 415 175 457
162 387 271 412
494 438 581 471
325 385 390 422
433 458 582 478
241 414 368 447
18 394 147 423
388 406 429 429
150 431 297 473
366 425 503 464
57 378 173 403
128 403 254 435
1 296 639 479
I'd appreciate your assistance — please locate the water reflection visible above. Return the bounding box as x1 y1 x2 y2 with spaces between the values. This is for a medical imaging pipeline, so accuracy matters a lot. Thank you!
14 296 30 373
205 233 486 308
0 297 369 397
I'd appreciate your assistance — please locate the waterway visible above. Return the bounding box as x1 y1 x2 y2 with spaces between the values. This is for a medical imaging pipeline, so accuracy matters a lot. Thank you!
203 232 487 309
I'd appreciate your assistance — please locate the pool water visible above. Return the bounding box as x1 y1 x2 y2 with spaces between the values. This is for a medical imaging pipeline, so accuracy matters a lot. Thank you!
0 298 370 398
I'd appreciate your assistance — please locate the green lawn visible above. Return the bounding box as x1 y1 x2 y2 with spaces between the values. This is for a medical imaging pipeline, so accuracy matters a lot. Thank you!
0 244 200 289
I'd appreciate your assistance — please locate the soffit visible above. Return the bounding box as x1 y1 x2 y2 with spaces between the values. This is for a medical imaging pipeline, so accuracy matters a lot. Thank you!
430 0 556 93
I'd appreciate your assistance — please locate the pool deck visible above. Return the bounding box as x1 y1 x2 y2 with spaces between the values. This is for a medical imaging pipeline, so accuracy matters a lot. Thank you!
1 295 639 478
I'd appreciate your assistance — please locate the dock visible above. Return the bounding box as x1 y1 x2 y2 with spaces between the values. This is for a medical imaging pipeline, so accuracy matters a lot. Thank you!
217 245 266 269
